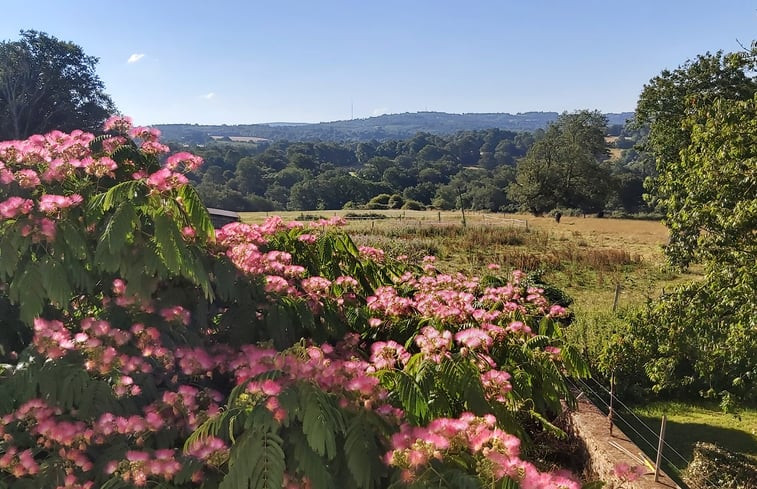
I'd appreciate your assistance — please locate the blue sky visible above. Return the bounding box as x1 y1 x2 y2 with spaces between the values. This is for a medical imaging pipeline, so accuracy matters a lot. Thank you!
1 1 754 125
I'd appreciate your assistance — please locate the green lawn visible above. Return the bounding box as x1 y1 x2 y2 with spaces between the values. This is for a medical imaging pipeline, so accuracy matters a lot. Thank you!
612 401 757 480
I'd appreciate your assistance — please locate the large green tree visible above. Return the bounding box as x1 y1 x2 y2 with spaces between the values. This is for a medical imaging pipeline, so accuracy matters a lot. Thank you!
0 30 115 140
508 110 611 214
611 46 757 405
635 48 757 267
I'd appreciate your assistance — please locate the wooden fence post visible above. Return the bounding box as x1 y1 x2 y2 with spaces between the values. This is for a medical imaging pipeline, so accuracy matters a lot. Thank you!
655 415 667 482
457 187 467 228
612 283 621 312
609 372 615 435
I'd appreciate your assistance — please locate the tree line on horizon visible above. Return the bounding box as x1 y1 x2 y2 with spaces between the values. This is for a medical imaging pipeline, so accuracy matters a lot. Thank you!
152 110 635 144
183 116 649 216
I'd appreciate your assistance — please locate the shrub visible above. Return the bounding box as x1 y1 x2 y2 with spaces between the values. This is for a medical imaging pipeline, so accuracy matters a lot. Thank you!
600 278 757 405
387 194 404 209
683 442 757 489
344 212 388 220
0 119 589 489
401 199 425 210
365 193 391 209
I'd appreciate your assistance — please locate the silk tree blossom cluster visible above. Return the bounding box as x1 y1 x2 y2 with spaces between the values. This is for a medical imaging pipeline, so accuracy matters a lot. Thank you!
369 341 411 370
3 326 227 486
217 218 369 306
387 413 579 489
15 295 404 487
0 130 94 242
0 120 207 251
32 314 175 392
365 269 566 329
0 395 221 487
104 116 200 189
231 337 402 419
213 216 574 412
124 122 169 155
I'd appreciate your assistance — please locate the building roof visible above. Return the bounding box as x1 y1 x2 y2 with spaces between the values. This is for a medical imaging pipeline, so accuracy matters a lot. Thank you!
207 208 240 219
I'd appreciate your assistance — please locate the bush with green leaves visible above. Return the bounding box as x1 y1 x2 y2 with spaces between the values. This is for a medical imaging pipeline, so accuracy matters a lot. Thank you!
0 118 588 489
606 47 757 406
683 442 757 489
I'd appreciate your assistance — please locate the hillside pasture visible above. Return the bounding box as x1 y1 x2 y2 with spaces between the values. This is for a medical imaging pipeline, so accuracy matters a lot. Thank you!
240 210 692 314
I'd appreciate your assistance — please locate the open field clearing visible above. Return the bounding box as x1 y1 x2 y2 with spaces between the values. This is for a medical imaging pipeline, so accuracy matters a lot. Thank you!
239 210 700 314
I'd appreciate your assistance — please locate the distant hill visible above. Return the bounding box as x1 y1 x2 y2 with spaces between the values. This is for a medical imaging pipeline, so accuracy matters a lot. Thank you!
156 111 634 144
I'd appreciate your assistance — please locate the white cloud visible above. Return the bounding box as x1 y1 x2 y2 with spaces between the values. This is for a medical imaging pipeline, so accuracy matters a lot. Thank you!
202 92 216 100
371 107 388 117
127 53 145 64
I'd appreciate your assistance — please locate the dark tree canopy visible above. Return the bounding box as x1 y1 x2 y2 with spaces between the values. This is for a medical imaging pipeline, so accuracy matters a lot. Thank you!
508 110 611 214
0 30 116 140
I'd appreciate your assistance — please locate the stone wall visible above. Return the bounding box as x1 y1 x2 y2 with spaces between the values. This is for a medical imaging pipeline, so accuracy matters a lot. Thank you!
569 398 681 489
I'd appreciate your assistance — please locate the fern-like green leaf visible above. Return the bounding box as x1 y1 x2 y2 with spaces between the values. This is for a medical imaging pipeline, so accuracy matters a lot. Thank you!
289 429 333 489
497 476 519 489
100 180 144 211
109 143 144 167
220 428 285 489
525 335 550 349
394 370 429 423
300 385 345 460
39 256 73 307
153 213 185 275
94 201 137 273
344 413 382 489
561 344 591 379
440 468 482 489
0 225 25 279
178 184 215 243
59 221 89 260
249 430 286 489
9 261 45 324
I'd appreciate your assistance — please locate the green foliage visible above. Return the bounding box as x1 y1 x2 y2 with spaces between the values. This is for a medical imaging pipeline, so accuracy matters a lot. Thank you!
615 46 757 404
508 110 612 214
220 428 285 489
0 30 115 139
636 49 757 269
683 442 757 489
603 277 757 403
190 381 389 489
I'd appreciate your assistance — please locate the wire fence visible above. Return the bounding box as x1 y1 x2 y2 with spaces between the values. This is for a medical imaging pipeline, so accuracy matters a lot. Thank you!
570 376 722 489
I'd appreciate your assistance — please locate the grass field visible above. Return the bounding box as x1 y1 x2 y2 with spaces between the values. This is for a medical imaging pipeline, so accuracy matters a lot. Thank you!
240 209 699 314
615 402 757 481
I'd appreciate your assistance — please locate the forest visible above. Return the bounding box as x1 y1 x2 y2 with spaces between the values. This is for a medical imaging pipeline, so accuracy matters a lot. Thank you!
184 115 649 216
